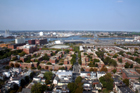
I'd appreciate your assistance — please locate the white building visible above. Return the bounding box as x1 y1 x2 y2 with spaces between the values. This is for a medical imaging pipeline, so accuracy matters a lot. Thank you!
79 46 84 51
3 72 11 78
53 70 72 85
10 79 21 86
132 83 140 92
53 76 59 85
134 36 140 40
56 70 72 79
39 32 43 36
33 77 41 83
55 40 63 44
125 39 133 42
9 68 21 74
97 71 106 79
80 72 90 78
15 36 25 44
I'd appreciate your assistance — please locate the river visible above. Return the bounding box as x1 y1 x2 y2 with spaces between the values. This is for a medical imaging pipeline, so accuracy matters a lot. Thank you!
0 36 133 43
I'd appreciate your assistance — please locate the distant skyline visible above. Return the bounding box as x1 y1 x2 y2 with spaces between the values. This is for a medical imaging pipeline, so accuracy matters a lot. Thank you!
0 0 140 31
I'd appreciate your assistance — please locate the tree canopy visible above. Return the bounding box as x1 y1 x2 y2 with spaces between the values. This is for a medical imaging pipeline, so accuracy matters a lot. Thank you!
100 66 108 72
70 54 76 65
99 73 114 90
103 57 117 67
42 54 49 60
44 72 53 84
67 76 83 93
0 49 22 59
123 79 129 86
31 83 47 93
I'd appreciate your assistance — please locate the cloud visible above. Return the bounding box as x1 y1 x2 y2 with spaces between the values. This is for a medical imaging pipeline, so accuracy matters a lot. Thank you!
117 0 123 2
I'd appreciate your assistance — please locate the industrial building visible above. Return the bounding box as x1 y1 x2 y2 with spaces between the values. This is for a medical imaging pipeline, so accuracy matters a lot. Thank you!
28 39 47 45
15 36 25 44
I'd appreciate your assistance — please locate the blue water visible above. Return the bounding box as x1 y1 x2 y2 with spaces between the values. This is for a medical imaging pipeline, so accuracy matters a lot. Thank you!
0 36 133 43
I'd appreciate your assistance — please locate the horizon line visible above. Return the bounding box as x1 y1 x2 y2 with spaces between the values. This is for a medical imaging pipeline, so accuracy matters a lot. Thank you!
0 30 139 32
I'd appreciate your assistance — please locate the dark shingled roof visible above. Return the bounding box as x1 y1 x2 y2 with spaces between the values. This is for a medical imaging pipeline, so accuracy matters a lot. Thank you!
119 86 134 93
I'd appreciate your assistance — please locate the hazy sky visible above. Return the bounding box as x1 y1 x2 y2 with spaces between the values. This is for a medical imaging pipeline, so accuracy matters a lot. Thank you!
0 0 140 31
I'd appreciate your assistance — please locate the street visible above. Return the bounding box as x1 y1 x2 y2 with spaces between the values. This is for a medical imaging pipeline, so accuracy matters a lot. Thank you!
72 53 80 81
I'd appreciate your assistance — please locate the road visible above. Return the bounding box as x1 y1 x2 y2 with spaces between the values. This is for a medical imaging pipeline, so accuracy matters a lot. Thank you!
72 53 80 81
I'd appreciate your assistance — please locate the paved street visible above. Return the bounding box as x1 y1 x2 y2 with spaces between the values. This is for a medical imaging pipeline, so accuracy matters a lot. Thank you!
72 53 80 81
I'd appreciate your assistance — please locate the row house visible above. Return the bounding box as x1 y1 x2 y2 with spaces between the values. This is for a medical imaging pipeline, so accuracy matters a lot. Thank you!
122 69 140 80
49 56 58 64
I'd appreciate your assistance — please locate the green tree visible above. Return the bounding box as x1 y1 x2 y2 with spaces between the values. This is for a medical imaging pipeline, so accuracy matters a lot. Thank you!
42 54 49 60
11 56 17 61
45 66 49 70
81 68 84 71
135 58 140 64
130 64 133 68
37 66 41 70
129 57 134 61
75 76 82 84
67 76 83 93
59 67 65 70
74 87 83 93
20 79 26 87
15 63 20 68
118 58 122 63
44 72 53 82
94 59 100 62
9 84 19 93
99 73 114 90
65 49 70 53
113 54 118 58
5 66 10 69
123 79 129 86
0 79 4 88
59 63 63 65
34 59 39 62
118 51 124 56
108 59 117 67
103 57 111 65
112 69 116 74
25 76 29 83
17 86 22 92
67 82 77 93
100 66 108 72
10 63 14 67
47 62 52 65
125 63 130 68
31 83 47 93
19 51 26 56
70 54 76 65
30 72 36 79
96 49 105 60
95 64 98 67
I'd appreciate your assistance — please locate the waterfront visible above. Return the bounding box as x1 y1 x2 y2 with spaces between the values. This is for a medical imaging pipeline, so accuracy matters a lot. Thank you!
0 35 133 43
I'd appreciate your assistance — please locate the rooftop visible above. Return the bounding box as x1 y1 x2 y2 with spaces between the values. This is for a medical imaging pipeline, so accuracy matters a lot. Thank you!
122 69 140 77
118 86 134 93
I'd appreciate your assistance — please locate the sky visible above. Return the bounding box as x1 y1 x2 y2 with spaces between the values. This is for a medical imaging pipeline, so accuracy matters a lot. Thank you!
0 0 140 31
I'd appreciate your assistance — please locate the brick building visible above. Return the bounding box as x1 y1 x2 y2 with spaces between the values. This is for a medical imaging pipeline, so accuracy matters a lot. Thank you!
64 59 69 65
28 39 47 45
17 44 37 54
122 69 140 80
28 40 35 45
35 39 47 45
49 56 57 64
8 43 26 49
